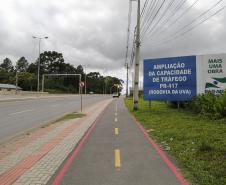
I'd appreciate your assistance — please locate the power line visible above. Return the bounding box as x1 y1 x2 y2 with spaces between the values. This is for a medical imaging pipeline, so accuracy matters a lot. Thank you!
125 0 132 65
152 5 226 46
141 0 158 32
141 0 167 40
158 0 224 42
142 0 177 41
167 0 201 31
141 0 150 18
143 0 189 41
173 0 187 13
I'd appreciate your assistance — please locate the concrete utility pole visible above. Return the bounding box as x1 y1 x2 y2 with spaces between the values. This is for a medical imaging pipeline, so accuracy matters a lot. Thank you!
126 63 129 97
133 0 141 110
32 36 48 92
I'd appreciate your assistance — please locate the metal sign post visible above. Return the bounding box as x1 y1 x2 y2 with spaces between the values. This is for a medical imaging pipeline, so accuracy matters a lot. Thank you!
79 81 85 112
81 87 83 112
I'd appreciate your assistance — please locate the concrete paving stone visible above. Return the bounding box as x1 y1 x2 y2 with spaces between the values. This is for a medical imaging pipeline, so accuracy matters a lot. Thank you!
13 183 24 185
13 99 111 185
0 120 76 175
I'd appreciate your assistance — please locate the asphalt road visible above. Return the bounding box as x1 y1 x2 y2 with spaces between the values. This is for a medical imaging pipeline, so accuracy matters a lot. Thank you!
0 95 111 141
49 98 183 185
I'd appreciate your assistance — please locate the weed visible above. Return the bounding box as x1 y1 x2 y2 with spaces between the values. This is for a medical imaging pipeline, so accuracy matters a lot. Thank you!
125 98 226 185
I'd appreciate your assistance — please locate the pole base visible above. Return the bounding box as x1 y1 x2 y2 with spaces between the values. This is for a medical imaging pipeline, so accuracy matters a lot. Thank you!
133 101 138 111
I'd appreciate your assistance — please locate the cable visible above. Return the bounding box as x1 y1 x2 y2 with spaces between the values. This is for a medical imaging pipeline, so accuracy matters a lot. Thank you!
143 0 190 41
167 0 201 31
125 0 132 65
141 0 158 32
146 0 224 44
140 0 186 40
141 0 167 40
161 0 224 41
141 0 150 18
152 6 226 46
142 0 177 41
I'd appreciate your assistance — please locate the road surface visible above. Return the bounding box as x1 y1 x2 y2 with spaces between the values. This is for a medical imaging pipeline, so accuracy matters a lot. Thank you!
0 95 111 141
48 98 186 185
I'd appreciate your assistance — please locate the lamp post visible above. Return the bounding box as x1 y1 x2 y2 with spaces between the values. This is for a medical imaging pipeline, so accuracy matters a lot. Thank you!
32 36 48 92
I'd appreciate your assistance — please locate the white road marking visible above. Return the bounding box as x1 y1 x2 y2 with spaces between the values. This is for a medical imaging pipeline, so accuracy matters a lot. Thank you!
8 109 34 116
115 117 118 122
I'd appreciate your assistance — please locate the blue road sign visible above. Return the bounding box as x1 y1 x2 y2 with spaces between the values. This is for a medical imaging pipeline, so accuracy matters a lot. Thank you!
143 56 197 101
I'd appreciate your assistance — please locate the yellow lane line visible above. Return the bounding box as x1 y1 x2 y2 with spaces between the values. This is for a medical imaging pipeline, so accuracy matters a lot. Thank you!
115 128 119 135
115 149 121 168
115 101 118 113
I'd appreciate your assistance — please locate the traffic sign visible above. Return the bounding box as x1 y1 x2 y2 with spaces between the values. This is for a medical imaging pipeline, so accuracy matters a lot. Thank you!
79 81 85 88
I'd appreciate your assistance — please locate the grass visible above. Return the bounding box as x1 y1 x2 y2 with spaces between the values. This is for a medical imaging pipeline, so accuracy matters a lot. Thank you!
125 97 226 185
54 112 85 123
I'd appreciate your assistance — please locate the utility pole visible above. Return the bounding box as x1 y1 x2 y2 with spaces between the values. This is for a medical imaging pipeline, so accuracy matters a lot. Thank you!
15 71 18 95
126 63 129 97
133 0 140 110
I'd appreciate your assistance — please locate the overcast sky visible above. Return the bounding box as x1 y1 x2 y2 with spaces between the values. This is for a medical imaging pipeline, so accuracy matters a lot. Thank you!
0 0 226 91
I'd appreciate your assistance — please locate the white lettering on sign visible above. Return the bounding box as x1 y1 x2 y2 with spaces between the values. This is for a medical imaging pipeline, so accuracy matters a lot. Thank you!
153 62 185 70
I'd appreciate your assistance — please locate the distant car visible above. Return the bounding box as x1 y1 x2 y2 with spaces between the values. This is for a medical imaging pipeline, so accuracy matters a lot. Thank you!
112 92 119 98
89 91 94 94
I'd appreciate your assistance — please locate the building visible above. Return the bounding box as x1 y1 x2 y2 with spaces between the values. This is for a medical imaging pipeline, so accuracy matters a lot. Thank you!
0 83 22 94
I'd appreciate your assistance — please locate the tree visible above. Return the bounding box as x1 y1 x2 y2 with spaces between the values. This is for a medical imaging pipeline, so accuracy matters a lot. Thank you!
104 76 122 94
0 58 14 72
27 63 37 74
76 65 84 75
39 51 65 74
0 69 10 83
17 72 36 91
16 57 29 72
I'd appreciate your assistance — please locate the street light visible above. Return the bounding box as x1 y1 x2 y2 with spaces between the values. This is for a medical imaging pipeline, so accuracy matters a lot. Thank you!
32 36 48 92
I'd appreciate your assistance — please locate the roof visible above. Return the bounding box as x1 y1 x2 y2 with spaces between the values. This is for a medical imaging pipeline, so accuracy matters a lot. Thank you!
0 83 22 90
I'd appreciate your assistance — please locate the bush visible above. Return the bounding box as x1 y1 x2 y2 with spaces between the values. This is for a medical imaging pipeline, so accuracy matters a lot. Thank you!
189 91 226 119
167 101 189 109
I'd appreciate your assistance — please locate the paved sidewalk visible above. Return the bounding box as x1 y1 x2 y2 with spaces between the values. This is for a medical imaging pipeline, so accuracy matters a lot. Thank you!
0 99 112 185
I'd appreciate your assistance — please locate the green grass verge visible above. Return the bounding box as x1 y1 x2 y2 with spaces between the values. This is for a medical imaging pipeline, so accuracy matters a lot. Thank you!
54 112 85 123
125 97 226 185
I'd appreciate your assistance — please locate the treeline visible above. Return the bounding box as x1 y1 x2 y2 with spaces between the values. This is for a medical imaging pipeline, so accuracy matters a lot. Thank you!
0 51 123 94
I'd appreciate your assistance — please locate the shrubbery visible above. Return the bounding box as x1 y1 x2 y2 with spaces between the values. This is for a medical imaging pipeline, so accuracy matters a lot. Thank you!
189 91 226 119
